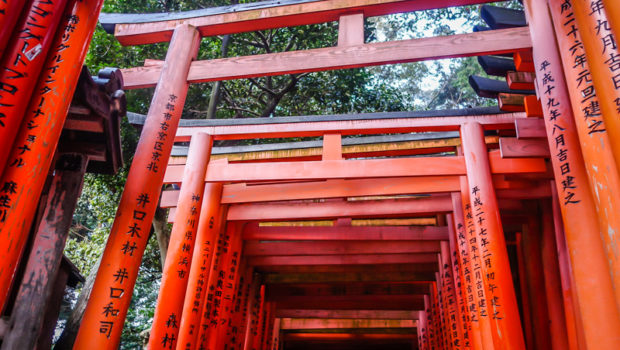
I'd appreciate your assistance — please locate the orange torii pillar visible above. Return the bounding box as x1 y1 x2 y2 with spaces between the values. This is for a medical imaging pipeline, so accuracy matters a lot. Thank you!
423 295 438 350
242 273 262 350
540 202 571 350
430 280 446 348
0 0 104 311
515 233 534 350
449 197 484 350
523 1 620 347
570 0 620 175
418 310 429 350
74 24 201 348
564 0 620 308
460 122 525 349
439 241 465 349
549 0 620 311
602 0 620 39
457 176 497 350
148 133 213 349
177 183 224 349
251 285 267 350
521 215 552 350
210 224 245 350
435 271 452 349
0 1 27 53
0 0 70 176
226 265 254 348
446 215 472 350
549 183 586 350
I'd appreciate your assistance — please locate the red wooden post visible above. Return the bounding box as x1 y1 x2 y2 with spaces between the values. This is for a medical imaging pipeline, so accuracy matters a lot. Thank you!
0 0 104 311
461 122 525 349
177 183 224 349
243 273 262 350
522 214 552 350
74 23 201 348
446 214 471 350
148 133 213 350
440 241 464 349
418 310 429 350
435 270 452 349
549 183 586 350
548 0 620 310
0 0 70 174
251 285 267 350
227 265 254 348
210 224 244 350
602 0 620 39
514 233 534 350
570 0 620 175
0 0 27 54
523 1 620 347
450 194 485 350
540 201 570 350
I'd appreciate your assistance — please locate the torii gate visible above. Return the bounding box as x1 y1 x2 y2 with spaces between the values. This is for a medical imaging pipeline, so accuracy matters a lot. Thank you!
69 0 620 349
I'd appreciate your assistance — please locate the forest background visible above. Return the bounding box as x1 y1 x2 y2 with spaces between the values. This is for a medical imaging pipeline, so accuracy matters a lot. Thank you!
57 0 520 347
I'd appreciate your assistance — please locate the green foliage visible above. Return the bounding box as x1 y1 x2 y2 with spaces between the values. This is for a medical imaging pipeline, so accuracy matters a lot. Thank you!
63 0 523 348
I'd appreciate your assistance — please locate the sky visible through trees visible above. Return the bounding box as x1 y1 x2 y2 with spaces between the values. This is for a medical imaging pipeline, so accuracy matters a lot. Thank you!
59 1 521 347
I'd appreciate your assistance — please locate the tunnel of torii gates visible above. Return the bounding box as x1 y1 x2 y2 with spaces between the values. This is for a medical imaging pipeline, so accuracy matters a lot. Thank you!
1 0 620 349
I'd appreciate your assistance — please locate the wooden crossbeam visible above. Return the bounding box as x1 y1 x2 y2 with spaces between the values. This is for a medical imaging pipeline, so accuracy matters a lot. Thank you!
248 254 438 267
161 175 535 206
266 282 431 298
244 241 441 256
173 112 524 141
228 196 453 221
499 137 550 158
264 271 434 284
163 151 546 183
515 118 546 139
275 310 420 320
280 318 417 330
274 295 425 310
102 0 500 45
122 27 531 89
242 223 449 241
282 333 417 341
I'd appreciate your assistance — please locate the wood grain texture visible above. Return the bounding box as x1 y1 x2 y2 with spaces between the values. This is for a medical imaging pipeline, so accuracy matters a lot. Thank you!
121 27 531 89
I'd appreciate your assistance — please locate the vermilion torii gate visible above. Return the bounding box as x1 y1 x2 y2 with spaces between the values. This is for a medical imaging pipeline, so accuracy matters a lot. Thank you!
69 0 620 349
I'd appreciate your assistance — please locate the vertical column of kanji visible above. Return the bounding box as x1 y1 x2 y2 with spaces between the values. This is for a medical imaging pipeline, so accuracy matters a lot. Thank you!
270 318 281 350
431 281 447 348
440 241 465 349
74 24 201 349
148 132 213 350
549 0 620 310
0 0 102 311
460 122 525 349
196 215 230 348
242 273 262 350
251 285 267 350
0 0 27 56
446 214 472 350
177 183 224 349
210 228 244 350
423 295 437 350
540 202 571 350
571 0 620 175
435 271 452 349
0 0 70 175
262 302 276 350
523 1 620 346
449 196 484 350
456 180 496 350
227 266 253 349
549 182 586 350
418 310 429 350
521 215 552 350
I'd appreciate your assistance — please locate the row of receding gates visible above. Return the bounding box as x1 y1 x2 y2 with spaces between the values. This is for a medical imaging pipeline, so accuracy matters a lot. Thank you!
1 0 620 349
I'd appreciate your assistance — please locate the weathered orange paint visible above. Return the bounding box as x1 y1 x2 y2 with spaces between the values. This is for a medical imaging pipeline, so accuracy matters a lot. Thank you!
515 233 534 350
523 1 620 347
0 0 27 56
177 183 224 349
148 133 213 350
440 241 465 349
0 0 102 312
446 214 472 350
461 122 525 349
74 24 201 348
602 0 620 39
